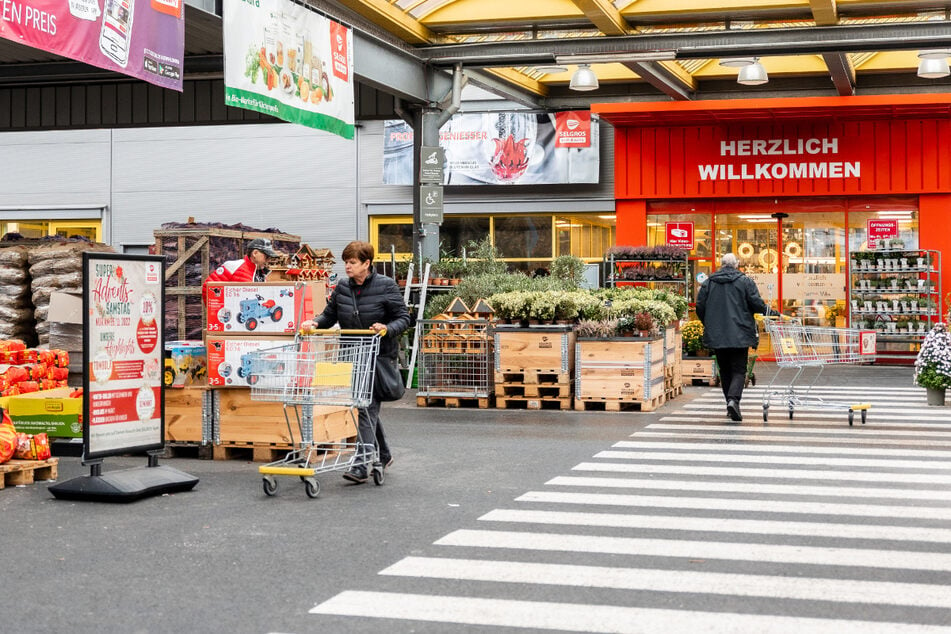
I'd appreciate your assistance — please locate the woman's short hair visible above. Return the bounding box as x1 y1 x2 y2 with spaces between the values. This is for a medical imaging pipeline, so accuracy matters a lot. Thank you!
342 240 374 263
721 253 739 269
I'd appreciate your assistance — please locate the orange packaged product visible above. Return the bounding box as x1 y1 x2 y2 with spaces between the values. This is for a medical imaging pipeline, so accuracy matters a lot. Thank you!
4 366 28 384
50 367 69 381
2 385 20 397
17 381 39 394
54 350 70 369
26 363 48 380
16 349 38 364
33 433 50 460
37 350 56 366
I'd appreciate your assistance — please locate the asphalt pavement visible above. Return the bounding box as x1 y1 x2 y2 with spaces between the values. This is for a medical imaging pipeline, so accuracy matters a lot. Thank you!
2 362 949 634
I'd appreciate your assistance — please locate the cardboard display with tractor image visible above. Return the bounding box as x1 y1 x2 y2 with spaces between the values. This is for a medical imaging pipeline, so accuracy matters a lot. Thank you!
164 341 207 388
204 281 326 335
205 335 294 387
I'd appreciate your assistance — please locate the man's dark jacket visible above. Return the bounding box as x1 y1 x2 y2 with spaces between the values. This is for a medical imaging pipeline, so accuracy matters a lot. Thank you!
313 270 410 359
696 267 769 349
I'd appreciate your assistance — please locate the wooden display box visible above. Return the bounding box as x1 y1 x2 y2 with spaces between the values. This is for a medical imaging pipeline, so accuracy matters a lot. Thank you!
214 388 356 446
164 387 208 443
575 338 666 402
682 356 717 385
494 327 576 374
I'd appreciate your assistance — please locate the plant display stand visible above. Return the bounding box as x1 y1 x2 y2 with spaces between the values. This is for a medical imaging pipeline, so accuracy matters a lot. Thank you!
493 327 575 410
574 336 667 411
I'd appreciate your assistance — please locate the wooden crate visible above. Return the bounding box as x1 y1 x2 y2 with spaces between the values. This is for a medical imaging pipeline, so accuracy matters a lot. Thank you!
682 356 717 386
164 387 209 443
154 224 300 341
494 328 576 374
574 338 666 403
214 388 356 446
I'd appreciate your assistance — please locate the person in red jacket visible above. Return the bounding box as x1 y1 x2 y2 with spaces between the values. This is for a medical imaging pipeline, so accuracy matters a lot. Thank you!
204 238 279 289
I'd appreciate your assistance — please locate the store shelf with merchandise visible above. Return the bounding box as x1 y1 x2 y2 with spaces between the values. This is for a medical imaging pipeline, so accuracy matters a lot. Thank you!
603 252 690 304
848 248 942 357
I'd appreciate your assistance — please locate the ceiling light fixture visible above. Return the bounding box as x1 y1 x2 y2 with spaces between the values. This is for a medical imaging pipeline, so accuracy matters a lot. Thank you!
719 57 756 67
555 51 676 65
737 59 768 85
569 64 599 91
534 65 568 74
918 55 950 79
918 49 951 59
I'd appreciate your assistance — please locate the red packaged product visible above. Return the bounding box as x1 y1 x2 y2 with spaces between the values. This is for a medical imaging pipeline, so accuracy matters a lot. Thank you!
50 367 69 381
40 378 58 391
26 363 48 380
33 433 51 460
37 350 56 366
2 385 20 397
4 366 28 384
69 388 83 398
15 349 38 364
17 381 39 394
0 350 15 364
14 432 35 460
55 350 70 369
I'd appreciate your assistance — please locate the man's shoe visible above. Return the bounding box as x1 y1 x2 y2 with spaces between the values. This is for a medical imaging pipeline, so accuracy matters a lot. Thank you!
380 455 394 469
342 465 368 484
727 399 743 421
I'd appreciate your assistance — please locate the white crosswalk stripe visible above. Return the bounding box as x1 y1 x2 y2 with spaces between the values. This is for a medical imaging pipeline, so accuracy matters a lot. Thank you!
311 386 951 631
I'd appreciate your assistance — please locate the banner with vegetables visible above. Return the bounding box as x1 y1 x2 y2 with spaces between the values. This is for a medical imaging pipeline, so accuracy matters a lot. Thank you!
223 0 354 139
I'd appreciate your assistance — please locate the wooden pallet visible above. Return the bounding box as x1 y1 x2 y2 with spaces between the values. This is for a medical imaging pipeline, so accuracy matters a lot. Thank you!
665 385 684 399
0 458 59 489
495 395 572 410
573 394 666 412
685 377 718 387
495 382 571 398
495 370 572 385
162 443 213 460
416 395 493 408
212 443 294 462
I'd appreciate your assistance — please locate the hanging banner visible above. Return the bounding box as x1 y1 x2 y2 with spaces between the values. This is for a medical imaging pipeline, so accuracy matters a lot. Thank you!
84 253 165 460
223 0 355 139
554 111 591 148
0 0 184 91
383 111 600 185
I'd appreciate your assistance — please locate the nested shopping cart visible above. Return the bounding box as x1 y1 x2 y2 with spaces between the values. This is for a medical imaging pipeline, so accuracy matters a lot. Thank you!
762 318 876 426
247 329 383 498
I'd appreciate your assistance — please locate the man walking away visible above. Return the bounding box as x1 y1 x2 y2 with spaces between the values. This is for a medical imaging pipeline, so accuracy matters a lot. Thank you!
696 252 771 421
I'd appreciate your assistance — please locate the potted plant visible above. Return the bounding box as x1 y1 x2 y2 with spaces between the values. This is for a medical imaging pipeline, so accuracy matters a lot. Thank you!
681 319 707 356
574 318 620 339
914 322 951 406
550 255 586 287
632 311 656 337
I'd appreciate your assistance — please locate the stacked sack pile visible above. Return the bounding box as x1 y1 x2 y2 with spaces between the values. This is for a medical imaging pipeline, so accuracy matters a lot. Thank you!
29 242 113 346
0 408 50 465
0 246 35 345
0 341 70 397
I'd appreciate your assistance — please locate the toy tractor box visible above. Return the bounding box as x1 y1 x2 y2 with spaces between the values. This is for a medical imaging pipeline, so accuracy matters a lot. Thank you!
205 335 294 387
164 341 207 388
204 281 326 335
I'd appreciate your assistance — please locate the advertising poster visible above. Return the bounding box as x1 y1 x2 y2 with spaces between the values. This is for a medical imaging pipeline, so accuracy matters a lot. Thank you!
383 111 600 185
223 0 355 139
0 0 184 91
84 254 165 459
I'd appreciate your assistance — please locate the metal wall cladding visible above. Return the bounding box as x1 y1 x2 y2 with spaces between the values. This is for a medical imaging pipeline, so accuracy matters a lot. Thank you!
615 118 951 199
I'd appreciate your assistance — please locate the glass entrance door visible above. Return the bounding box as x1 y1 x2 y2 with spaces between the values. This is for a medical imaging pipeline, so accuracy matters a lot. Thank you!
715 212 781 314
779 212 847 327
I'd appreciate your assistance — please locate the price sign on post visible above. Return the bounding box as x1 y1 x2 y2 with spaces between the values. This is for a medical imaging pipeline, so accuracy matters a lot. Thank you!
665 222 694 250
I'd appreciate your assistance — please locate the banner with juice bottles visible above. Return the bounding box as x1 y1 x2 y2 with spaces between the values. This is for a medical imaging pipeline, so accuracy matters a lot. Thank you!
0 0 184 91
223 0 355 139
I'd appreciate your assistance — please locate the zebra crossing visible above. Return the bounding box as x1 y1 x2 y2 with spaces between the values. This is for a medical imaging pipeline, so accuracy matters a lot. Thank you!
311 385 951 632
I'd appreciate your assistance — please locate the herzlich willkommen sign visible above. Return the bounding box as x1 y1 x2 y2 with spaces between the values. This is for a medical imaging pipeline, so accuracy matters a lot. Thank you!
223 0 355 139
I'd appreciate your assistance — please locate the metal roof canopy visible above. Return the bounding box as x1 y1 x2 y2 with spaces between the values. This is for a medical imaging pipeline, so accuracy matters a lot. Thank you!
592 93 951 126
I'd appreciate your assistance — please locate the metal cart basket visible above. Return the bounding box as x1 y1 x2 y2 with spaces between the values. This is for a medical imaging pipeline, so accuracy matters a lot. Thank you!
248 330 382 498
762 318 873 426
417 318 493 399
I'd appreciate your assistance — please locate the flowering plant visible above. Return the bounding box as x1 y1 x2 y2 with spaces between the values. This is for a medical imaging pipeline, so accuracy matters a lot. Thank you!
681 319 706 354
914 322 951 390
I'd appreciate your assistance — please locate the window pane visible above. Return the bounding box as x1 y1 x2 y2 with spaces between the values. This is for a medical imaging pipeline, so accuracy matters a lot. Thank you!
493 216 553 260
440 216 490 257
377 222 414 255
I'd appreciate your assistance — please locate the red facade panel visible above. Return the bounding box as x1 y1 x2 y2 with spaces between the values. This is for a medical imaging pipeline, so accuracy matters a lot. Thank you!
615 119 951 199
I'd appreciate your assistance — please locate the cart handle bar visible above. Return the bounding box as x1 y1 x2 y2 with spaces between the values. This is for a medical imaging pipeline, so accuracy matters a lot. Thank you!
299 328 386 337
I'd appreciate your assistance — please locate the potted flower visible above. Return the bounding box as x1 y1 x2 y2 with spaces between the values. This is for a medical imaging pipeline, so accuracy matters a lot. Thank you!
681 319 707 356
914 322 951 406
632 311 656 337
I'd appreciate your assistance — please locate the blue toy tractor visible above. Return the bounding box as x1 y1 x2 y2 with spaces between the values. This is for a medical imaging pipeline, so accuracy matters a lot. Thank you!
236 294 283 331
237 351 286 385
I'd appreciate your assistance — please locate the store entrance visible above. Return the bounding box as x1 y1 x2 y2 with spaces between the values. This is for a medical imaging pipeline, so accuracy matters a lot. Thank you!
717 210 846 326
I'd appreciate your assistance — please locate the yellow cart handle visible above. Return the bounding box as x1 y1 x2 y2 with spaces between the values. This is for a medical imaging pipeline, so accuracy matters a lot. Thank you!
299 327 386 336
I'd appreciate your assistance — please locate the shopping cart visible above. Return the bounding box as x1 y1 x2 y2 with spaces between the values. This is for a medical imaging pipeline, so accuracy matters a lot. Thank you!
762 318 874 426
247 329 383 498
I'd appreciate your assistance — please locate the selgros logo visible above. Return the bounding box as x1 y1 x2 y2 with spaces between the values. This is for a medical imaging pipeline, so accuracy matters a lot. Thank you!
554 111 591 148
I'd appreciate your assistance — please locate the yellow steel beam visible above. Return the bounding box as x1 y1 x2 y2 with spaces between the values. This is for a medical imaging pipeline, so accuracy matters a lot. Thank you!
422 0 583 27
809 0 838 25
333 0 434 45
485 68 550 96
570 0 629 35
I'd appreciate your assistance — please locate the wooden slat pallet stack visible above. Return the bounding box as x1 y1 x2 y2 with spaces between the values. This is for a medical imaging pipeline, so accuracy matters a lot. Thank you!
493 328 575 411
574 336 667 412
682 356 718 386
0 457 58 489
664 326 684 399
416 395 492 408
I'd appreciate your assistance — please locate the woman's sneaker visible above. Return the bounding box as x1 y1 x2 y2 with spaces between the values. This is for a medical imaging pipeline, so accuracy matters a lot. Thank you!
342 465 368 484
